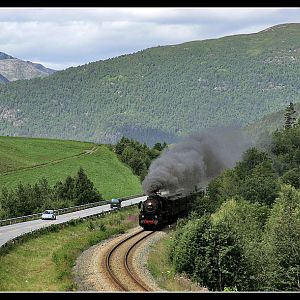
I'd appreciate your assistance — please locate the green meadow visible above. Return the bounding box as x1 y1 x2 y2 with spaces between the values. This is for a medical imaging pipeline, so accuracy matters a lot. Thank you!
0 136 142 200
0 136 93 173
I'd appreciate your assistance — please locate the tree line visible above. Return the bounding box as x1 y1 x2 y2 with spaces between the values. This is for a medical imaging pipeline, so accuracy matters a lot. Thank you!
112 136 167 181
0 167 102 219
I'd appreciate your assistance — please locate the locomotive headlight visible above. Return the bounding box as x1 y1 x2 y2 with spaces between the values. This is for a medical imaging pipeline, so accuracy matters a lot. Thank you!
154 215 157 218
141 215 144 218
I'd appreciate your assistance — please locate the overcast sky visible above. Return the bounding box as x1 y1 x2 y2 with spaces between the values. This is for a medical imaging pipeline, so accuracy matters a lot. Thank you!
0 7 299 70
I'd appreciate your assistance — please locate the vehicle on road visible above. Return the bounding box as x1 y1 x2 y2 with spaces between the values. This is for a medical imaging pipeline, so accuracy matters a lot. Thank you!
41 210 57 220
110 198 121 209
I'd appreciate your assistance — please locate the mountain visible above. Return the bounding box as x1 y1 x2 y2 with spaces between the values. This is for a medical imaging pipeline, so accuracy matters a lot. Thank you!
0 52 56 82
0 52 14 60
0 23 299 145
0 73 9 83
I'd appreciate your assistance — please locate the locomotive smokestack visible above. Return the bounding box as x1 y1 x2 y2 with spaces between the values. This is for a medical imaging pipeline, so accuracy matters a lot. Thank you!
142 128 250 195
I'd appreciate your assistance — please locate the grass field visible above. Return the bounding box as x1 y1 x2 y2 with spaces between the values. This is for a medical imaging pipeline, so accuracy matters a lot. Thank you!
0 136 94 173
0 206 140 291
0 136 142 200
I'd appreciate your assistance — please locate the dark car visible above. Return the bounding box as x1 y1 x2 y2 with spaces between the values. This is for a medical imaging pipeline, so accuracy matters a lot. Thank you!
110 198 121 209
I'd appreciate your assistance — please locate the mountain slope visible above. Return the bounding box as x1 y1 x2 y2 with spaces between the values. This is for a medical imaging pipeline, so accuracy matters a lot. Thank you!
0 23 299 145
0 52 14 60
243 101 300 143
0 52 56 82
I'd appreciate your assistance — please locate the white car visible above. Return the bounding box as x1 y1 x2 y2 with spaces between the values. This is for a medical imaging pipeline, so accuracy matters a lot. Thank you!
41 210 57 220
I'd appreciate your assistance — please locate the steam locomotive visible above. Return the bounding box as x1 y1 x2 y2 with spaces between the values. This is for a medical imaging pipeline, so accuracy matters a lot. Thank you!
138 187 203 230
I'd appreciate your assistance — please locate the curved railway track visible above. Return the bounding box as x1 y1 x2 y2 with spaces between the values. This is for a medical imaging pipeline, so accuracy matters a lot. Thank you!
105 229 155 291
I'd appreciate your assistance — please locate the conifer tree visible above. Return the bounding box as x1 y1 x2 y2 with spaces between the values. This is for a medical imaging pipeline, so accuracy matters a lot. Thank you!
74 167 102 205
284 102 296 129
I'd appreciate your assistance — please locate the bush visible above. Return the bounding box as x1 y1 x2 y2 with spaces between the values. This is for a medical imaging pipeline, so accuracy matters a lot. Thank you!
88 221 95 231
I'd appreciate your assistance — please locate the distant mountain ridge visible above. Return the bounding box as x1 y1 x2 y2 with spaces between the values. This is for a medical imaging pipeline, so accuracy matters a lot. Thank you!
0 23 299 145
0 52 14 60
0 51 56 82
0 73 9 83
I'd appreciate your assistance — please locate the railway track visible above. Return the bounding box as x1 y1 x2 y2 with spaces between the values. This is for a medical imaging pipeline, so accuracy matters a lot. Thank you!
105 229 155 291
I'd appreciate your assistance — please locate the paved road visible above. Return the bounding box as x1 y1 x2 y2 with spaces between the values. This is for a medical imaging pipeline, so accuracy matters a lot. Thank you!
0 195 147 248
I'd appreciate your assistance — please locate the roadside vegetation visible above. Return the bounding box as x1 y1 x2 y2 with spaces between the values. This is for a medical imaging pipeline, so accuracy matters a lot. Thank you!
0 167 103 219
0 206 139 291
157 103 300 291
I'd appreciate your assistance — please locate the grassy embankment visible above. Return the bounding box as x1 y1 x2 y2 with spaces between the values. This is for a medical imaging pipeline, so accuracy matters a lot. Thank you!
0 136 142 200
0 206 140 291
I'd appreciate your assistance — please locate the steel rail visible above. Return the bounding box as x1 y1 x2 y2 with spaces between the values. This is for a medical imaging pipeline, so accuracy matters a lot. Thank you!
105 229 153 291
124 230 155 291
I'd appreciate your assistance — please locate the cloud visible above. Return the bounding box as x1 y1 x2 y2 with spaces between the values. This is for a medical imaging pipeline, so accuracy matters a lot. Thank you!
0 7 299 70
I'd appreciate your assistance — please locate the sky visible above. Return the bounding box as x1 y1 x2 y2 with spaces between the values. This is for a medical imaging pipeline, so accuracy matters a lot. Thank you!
0 7 299 70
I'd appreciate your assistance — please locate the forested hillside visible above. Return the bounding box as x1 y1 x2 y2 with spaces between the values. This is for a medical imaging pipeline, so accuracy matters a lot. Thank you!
0 23 299 145
169 112 300 291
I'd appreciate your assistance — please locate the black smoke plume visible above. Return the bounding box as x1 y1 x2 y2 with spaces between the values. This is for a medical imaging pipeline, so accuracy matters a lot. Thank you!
142 128 251 195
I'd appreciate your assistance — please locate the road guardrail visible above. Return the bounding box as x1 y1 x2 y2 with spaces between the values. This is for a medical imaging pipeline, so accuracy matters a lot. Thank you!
0 200 142 252
0 193 144 227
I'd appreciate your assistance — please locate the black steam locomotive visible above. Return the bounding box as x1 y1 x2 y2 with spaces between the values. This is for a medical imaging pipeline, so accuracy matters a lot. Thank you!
138 188 203 230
